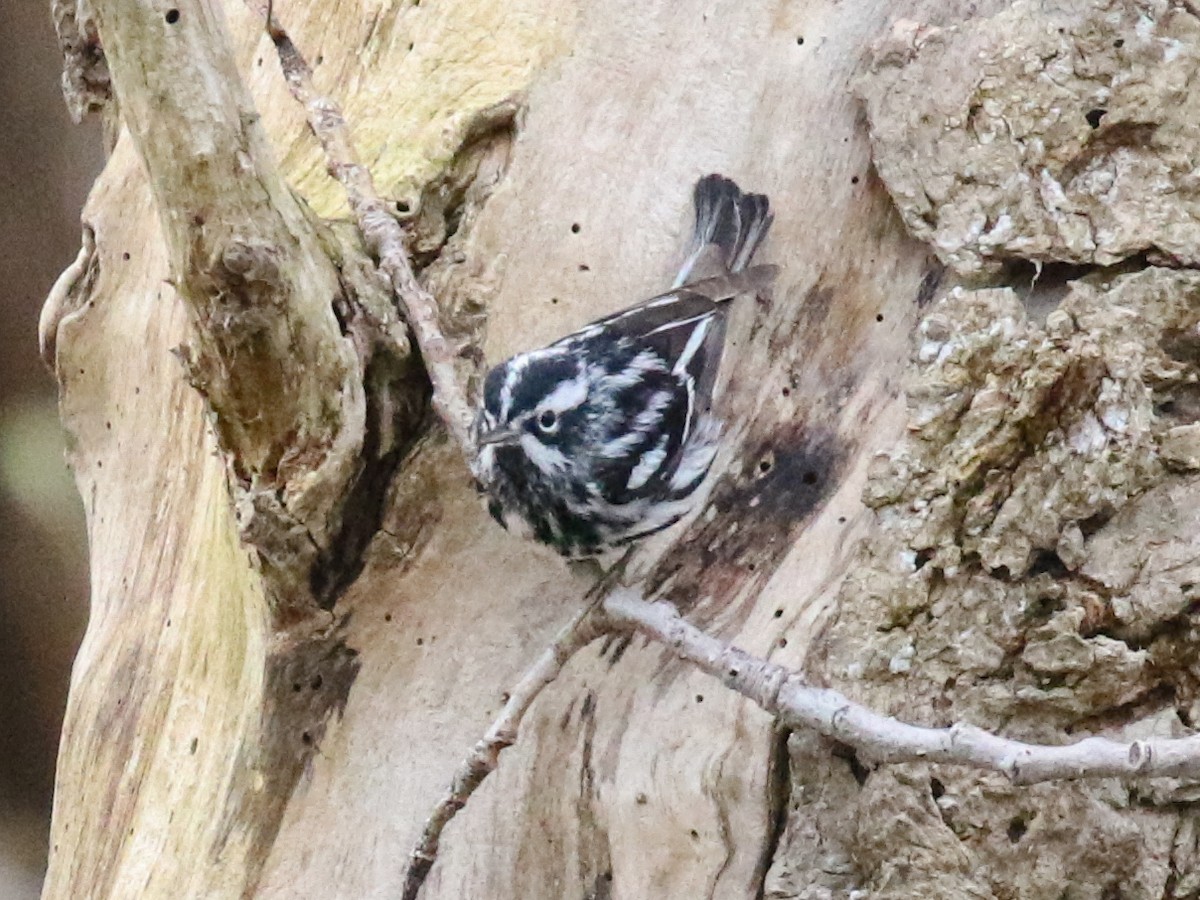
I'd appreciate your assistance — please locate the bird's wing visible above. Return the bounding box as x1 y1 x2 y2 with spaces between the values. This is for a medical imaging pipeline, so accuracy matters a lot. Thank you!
574 265 778 387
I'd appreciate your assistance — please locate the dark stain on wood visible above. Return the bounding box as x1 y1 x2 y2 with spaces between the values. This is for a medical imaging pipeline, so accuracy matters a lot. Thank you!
648 423 845 614
217 629 359 890
574 686 613 900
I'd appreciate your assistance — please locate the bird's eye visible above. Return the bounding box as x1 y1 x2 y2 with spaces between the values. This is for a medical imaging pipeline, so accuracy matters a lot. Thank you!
537 410 558 432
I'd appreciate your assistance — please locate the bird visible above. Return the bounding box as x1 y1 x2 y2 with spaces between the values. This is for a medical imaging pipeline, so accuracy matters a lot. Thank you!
472 174 776 558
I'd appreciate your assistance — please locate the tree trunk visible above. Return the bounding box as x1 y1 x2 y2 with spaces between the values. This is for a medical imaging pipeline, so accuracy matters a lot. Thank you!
41 0 1200 898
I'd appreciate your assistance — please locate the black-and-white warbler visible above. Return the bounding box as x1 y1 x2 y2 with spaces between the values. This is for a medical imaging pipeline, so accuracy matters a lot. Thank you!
473 174 776 557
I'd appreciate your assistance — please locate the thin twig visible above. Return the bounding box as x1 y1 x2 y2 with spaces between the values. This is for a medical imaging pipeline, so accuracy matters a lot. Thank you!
602 590 1200 785
400 601 611 900
403 586 1200 899
254 3 476 454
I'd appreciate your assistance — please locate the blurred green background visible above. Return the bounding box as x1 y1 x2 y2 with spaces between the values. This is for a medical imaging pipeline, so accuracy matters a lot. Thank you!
0 2 101 897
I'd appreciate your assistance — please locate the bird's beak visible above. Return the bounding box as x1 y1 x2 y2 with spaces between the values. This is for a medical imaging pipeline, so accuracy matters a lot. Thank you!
478 426 520 447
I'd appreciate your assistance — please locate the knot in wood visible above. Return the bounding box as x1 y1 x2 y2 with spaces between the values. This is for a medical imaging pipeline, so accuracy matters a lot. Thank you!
1128 740 1150 770
219 239 281 287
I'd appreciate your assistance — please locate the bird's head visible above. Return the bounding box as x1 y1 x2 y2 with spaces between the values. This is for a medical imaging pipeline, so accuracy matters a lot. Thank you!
474 348 596 480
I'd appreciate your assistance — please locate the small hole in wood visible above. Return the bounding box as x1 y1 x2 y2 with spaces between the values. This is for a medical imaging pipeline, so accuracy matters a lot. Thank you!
758 458 772 474
1113 38 1125 48
1085 108 1107 129
570 223 581 234
689 829 699 839
395 200 411 214
165 8 180 24
851 175 859 185
301 731 313 746
796 36 804 45
778 637 788 648
1007 816 1028 843
774 609 783 618
875 313 884 322
292 682 302 693
384 613 392 622
122 252 130 261
189 737 199 755
416 637 424 646
695 694 704 703
579 263 590 272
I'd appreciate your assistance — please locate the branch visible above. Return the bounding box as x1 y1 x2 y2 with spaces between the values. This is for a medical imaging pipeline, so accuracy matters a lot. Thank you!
400 602 610 900
401 582 1200 898
602 590 1200 784
92 0 359 485
256 3 477 454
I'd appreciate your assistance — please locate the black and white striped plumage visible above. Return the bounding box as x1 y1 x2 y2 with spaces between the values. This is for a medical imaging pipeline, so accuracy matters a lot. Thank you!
472 174 775 557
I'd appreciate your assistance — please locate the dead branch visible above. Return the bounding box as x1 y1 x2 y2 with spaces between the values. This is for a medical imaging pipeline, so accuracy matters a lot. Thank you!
254 1 477 454
401 586 1200 897
92 0 360 486
602 590 1200 784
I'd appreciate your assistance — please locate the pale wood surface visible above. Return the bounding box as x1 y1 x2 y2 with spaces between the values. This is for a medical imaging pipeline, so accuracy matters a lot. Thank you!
44 0 1008 897
258 0 961 897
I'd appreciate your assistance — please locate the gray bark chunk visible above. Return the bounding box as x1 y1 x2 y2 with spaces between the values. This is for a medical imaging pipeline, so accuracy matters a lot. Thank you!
861 0 1200 274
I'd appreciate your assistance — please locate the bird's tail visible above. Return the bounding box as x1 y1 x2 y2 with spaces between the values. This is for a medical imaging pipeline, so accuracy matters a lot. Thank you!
673 174 774 287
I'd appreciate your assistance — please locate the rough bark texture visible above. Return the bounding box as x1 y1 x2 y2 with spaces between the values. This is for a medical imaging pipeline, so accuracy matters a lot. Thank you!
763 2 1200 897
41 0 1200 899
862 0 1200 275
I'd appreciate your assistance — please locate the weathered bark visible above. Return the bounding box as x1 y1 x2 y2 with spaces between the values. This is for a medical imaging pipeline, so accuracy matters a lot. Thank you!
766 3 1200 896
40 0 1200 899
